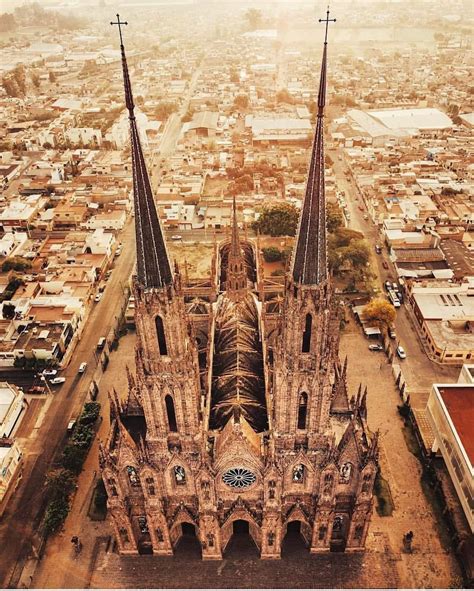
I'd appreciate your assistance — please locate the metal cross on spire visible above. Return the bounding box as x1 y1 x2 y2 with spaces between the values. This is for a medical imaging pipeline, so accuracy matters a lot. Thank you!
319 6 336 44
110 14 128 47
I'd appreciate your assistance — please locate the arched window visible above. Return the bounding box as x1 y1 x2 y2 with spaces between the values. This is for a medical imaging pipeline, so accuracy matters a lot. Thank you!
165 395 178 432
302 313 312 353
155 315 168 355
297 392 308 430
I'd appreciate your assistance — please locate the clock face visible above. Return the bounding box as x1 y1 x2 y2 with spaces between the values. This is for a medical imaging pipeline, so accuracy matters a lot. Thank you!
222 467 256 489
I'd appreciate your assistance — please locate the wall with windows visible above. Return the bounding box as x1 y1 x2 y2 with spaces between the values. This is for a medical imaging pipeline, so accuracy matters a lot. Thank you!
427 384 474 532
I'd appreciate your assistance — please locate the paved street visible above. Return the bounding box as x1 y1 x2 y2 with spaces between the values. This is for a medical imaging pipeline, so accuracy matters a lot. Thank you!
329 149 458 392
0 219 136 588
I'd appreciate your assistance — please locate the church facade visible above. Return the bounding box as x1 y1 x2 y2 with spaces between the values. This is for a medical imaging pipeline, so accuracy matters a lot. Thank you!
100 16 379 559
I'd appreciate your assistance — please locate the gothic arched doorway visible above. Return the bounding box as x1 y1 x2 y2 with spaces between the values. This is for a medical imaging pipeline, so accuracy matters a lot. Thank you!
173 521 201 558
224 519 259 558
282 521 308 556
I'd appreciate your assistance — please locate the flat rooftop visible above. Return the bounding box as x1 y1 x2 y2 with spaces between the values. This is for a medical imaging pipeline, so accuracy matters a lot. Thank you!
438 385 474 468
368 108 453 130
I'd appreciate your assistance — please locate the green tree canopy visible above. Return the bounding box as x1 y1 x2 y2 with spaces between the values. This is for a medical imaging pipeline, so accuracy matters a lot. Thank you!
252 203 299 237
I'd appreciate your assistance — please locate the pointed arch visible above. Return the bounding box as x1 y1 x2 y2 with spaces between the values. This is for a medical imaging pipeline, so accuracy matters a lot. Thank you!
165 394 178 432
302 313 312 353
155 315 168 355
297 392 308 430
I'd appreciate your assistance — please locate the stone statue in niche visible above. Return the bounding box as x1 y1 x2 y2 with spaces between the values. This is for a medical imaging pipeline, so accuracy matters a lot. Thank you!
174 465 186 484
340 462 352 483
127 466 139 486
292 464 305 482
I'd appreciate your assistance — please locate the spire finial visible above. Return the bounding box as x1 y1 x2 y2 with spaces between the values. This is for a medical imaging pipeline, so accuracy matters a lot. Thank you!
318 6 336 45
110 13 128 47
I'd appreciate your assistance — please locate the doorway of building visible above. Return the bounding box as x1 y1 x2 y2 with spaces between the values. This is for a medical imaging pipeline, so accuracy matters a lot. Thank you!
282 521 308 557
175 522 201 558
224 520 259 558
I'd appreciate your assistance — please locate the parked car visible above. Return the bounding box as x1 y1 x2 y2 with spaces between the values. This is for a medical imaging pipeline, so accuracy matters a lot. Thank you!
50 377 66 385
358 205 364 211
396 346 407 359
78 362 87 374
171 235 182 241
97 337 106 350
42 369 58 377
363 214 369 220
382 261 389 269
375 244 382 254
388 326 396 339
67 418 77 434
384 280 392 292
368 344 384 352
94 293 102 303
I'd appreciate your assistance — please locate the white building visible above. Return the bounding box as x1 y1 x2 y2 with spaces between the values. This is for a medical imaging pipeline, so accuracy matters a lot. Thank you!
427 383 474 532
0 383 26 439
0 440 22 507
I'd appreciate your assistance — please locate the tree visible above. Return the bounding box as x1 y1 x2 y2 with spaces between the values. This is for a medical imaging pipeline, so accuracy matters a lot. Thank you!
12 65 26 95
0 13 17 32
2 256 32 272
333 227 363 248
244 8 262 31
45 469 76 500
262 247 282 262
48 70 56 83
30 70 40 88
276 88 294 104
233 94 249 111
326 203 344 233
253 203 299 237
153 101 177 121
340 240 370 269
361 298 396 332
2 302 15 320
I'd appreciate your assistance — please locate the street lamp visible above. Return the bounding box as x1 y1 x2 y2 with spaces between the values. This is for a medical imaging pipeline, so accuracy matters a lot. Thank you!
40 374 53 396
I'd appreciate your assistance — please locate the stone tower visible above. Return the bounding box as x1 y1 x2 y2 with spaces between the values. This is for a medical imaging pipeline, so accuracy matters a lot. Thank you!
101 11 379 559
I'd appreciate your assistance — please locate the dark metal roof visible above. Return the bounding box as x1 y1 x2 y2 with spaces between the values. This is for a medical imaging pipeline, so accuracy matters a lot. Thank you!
117 33 172 289
291 41 329 286
210 294 268 433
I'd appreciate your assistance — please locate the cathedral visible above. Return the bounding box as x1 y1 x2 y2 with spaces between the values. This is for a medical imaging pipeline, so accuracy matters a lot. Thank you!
100 14 379 559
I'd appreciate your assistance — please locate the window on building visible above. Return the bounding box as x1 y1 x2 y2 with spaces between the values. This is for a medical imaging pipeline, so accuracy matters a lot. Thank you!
354 525 364 540
297 392 308 429
145 477 155 496
155 315 168 355
165 395 178 432
302 313 312 353
318 525 327 540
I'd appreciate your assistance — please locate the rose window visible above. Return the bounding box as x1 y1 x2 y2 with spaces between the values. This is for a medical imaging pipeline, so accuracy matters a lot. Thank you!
222 467 256 489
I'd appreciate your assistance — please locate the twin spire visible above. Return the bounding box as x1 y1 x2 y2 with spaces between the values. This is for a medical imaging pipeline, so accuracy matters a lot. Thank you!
112 9 334 291
291 8 335 286
112 15 172 289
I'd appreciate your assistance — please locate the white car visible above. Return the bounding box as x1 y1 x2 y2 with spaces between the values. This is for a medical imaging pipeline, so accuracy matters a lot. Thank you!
78 362 87 374
396 346 407 359
171 235 182 241
42 369 58 377
94 293 102 303
50 377 66 385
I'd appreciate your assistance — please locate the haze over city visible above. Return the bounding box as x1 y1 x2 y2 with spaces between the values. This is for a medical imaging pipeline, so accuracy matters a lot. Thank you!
0 1 472 589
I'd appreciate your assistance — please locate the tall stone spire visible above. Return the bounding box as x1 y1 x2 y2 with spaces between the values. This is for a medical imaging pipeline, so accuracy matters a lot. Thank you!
226 196 247 299
111 15 172 289
291 8 335 286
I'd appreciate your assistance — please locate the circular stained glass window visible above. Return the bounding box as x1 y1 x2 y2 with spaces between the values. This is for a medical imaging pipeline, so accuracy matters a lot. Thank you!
222 467 256 489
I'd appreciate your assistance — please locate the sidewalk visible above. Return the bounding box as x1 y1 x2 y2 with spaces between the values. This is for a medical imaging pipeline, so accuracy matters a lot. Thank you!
31 333 136 589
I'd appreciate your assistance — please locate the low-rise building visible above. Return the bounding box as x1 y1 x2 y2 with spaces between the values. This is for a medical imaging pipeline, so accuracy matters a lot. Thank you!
407 280 474 364
426 382 473 532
